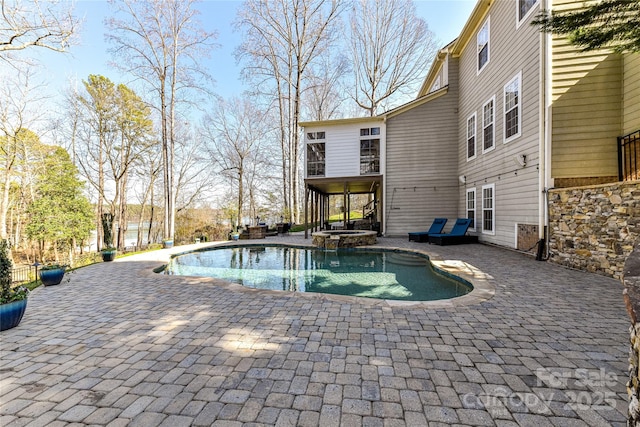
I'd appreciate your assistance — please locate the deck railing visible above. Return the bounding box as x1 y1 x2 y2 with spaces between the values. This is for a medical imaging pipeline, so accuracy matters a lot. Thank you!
619 129 640 181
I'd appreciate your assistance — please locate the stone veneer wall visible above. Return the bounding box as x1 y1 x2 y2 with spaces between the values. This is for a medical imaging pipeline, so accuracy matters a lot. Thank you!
548 181 640 279
623 238 640 424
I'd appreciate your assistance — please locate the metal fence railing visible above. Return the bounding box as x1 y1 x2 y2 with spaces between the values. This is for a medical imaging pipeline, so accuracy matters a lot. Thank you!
9 245 164 285
11 265 36 285
619 129 640 181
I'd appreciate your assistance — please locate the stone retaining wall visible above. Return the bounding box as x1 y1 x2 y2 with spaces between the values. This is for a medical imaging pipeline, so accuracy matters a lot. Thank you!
548 181 640 279
623 238 640 424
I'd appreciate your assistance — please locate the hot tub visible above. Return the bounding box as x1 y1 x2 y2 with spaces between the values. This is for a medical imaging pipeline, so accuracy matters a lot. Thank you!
311 230 377 249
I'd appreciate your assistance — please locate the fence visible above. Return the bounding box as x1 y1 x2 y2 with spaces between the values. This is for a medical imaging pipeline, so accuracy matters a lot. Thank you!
9 245 163 285
619 129 640 181
11 265 36 285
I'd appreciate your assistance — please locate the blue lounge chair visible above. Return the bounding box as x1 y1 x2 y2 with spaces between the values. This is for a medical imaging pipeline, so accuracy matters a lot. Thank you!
408 218 448 242
428 218 478 245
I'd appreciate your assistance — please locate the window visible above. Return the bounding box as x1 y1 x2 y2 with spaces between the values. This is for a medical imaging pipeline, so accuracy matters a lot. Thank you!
477 18 490 73
467 113 476 160
307 143 325 176
307 131 325 140
504 73 521 142
466 188 476 231
360 127 380 175
306 131 326 176
482 97 495 152
360 127 380 136
518 0 539 24
482 184 495 234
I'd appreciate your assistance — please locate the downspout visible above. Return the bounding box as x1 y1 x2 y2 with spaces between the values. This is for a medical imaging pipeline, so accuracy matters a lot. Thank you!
538 0 553 260
381 115 387 236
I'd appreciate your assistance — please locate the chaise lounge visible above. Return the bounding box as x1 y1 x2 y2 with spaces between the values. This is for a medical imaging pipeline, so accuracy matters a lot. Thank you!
408 218 448 242
428 218 478 245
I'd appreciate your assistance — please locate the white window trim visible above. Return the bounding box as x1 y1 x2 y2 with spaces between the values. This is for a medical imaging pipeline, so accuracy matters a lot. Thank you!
482 96 495 154
466 112 477 161
503 72 522 144
482 183 496 235
466 187 476 232
477 17 490 75
516 0 540 29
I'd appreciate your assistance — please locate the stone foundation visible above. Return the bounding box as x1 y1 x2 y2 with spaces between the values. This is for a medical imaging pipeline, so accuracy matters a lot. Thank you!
548 181 640 279
311 230 377 249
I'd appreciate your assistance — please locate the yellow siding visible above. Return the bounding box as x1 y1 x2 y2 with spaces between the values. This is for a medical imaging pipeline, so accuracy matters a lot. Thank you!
551 0 623 179
624 53 640 134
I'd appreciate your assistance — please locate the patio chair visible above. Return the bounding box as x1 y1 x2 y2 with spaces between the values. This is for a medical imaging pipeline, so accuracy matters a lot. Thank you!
428 218 478 245
408 218 448 242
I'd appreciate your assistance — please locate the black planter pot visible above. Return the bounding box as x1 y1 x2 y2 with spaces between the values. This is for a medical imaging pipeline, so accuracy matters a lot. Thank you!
0 298 28 331
39 268 65 286
101 249 117 262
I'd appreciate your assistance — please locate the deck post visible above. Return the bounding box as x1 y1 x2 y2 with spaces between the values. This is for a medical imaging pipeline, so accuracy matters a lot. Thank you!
304 185 309 239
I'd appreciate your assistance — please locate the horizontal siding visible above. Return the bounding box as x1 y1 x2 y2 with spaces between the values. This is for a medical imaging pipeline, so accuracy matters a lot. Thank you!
455 0 542 248
624 53 640 134
551 0 622 179
303 122 383 178
384 59 459 236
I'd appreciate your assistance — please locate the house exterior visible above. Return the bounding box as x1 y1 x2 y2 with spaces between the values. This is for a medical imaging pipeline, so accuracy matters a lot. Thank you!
301 0 640 252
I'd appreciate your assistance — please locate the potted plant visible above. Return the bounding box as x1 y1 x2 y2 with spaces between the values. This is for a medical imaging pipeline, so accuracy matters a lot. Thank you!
39 263 67 286
101 247 117 262
0 240 29 331
101 213 117 262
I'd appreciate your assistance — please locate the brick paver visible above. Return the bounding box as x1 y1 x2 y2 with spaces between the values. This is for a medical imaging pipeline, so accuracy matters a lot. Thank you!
0 235 629 426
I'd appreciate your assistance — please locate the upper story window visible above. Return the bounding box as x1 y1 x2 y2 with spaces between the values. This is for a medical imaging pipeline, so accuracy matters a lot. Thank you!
467 113 476 161
306 132 325 177
504 72 522 143
477 18 490 73
307 131 325 140
483 97 495 153
360 127 380 175
518 0 539 24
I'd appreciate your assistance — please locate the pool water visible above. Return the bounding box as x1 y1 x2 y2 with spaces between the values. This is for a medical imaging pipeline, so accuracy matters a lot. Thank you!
165 245 472 301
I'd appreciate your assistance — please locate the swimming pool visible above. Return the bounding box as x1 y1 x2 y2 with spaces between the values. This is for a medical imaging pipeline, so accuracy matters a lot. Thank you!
164 245 472 302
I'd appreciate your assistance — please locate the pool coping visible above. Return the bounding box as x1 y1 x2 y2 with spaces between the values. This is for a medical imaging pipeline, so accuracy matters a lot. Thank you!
140 240 496 309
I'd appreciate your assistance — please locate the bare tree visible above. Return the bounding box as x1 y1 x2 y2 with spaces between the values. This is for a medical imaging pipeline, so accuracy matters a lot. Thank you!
350 0 437 116
303 52 350 121
235 0 344 224
106 0 217 242
173 122 216 219
0 0 78 62
202 97 271 230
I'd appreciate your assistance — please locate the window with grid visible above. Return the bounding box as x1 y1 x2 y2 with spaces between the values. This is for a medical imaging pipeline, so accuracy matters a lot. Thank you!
466 188 476 231
518 0 539 23
483 97 494 152
482 184 495 234
477 18 490 72
307 141 325 176
360 128 380 175
307 131 325 140
504 73 521 142
467 113 476 160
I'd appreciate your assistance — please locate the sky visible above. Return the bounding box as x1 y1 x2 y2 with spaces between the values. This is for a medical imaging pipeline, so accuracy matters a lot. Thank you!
35 0 477 105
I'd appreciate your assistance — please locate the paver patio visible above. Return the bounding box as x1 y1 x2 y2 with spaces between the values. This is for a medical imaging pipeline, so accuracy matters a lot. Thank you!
0 236 630 426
